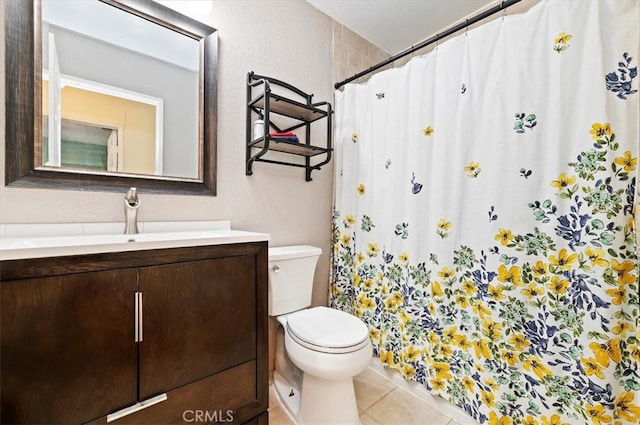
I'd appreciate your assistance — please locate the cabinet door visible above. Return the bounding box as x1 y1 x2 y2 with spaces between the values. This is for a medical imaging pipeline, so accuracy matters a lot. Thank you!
138 254 256 399
1 269 138 424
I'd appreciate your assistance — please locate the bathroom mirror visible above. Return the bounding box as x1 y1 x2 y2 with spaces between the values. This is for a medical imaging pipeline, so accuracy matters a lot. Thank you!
4 0 218 195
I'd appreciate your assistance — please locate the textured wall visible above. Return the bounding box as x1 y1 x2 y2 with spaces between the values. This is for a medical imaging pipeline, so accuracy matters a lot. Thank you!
333 21 391 86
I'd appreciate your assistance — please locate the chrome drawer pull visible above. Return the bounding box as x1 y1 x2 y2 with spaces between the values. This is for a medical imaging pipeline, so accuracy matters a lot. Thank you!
106 393 167 422
134 292 143 342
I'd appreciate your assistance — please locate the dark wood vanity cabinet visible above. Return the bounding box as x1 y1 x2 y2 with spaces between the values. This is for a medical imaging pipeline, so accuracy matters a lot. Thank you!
0 242 269 425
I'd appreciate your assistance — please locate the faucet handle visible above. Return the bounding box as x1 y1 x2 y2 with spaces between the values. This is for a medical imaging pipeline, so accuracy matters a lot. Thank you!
125 187 140 207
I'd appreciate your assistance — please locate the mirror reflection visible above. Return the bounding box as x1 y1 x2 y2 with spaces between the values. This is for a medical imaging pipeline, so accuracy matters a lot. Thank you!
41 0 200 179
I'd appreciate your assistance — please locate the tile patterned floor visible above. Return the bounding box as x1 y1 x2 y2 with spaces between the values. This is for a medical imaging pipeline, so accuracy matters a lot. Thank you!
269 367 462 425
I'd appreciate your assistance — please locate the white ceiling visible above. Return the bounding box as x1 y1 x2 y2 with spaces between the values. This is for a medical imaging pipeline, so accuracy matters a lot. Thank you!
306 0 495 54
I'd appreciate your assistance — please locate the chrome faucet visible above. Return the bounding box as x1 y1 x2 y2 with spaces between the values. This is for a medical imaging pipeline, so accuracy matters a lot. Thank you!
124 187 140 234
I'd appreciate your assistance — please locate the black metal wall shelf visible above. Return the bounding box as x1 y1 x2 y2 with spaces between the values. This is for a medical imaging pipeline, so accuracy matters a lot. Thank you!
246 71 332 181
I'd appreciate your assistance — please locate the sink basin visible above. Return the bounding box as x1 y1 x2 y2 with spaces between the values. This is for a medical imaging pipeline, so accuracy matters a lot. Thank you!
0 229 270 261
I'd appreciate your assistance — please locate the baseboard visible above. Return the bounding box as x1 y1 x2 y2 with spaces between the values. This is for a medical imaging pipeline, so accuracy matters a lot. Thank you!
367 359 479 425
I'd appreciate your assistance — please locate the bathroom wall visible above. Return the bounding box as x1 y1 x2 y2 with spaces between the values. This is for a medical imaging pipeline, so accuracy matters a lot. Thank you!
0 0 334 308
332 21 391 86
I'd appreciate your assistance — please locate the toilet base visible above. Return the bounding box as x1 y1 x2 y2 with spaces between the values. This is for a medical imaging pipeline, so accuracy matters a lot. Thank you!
273 370 302 420
298 373 360 425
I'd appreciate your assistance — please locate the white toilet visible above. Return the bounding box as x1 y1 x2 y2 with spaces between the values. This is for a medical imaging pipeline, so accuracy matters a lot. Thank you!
269 245 372 425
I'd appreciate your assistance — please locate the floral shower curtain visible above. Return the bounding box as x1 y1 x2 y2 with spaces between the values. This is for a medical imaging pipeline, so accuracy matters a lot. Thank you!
330 1 639 424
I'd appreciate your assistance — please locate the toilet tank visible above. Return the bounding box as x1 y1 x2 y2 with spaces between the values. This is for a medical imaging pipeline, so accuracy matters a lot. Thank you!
268 245 322 316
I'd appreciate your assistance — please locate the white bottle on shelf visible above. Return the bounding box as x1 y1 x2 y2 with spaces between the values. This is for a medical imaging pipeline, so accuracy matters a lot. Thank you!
253 119 264 140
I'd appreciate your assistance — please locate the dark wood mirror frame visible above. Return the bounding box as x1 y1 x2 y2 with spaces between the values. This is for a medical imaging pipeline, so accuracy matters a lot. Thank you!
4 0 218 196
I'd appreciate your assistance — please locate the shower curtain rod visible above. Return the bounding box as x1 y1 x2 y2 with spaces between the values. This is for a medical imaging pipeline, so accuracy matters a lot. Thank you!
334 0 522 89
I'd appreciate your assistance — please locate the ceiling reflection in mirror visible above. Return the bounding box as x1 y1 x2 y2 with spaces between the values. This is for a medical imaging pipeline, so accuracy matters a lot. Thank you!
41 0 200 179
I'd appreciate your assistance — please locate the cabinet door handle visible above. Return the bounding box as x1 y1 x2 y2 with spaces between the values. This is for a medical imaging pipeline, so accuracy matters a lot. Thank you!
107 393 167 422
134 292 143 342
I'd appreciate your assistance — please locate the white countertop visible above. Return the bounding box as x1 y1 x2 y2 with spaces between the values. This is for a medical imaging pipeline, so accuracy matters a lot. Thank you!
0 221 270 261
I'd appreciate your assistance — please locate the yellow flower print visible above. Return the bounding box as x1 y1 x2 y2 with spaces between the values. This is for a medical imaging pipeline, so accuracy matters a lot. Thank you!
581 357 605 379
369 329 380 341
585 247 609 268
341 234 351 245
613 321 633 336
379 350 395 367
523 415 540 425
521 282 545 299
606 285 626 305
488 411 511 425
461 376 475 393
585 403 612 425
438 267 455 280
430 378 446 391
401 364 415 379
548 276 569 295
551 173 576 191
502 349 518 366
385 292 404 310
474 338 492 360
464 161 481 178
356 252 365 263
403 346 421 363
484 378 499 391
532 260 548 276
423 125 434 136
553 32 572 53
488 284 505 300
482 318 503 341
455 294 469 308
443 326 458 341
436 218 452 239
589 339 621 367
610 260 637 285
554 32 573 44
438 345 453 357
497 264 523 286
431 281 444 297
351 132 359 142
453 334 472 350
366 243 379 257
432 362 453 380
481 391 496 408
357 183 366 195
523 356 552 379
461 280 477 295
614 150 637 172
541 414 570 425
549 248 578 271
614 392 640 423
399 251 409 263
343 215 356 228
509 333 531 351
472 301 492 319
354 274 361 287
356 293 375 310
590 122 613 140
437 218 452 231
495 228 514 246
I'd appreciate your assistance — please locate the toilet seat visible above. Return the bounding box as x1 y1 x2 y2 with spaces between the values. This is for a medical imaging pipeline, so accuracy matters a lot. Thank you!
286 306 370 354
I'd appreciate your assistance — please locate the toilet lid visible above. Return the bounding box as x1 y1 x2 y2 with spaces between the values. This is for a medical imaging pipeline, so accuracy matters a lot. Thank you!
286 306 369 350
